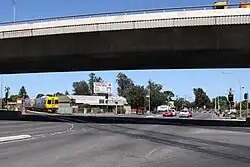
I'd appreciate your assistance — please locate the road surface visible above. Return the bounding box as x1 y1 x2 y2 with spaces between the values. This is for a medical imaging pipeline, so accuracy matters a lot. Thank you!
0 118 250 167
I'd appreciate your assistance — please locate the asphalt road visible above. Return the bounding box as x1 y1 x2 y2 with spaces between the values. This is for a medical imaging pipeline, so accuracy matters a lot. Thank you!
143 111 216 119
26 110 217 120
1 118 250 167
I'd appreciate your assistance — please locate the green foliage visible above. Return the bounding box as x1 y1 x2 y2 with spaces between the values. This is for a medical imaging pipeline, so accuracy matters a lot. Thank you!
116 73 178 110
236 101 249 110
65 90 69 95
163 90 175 101
212 96 229 110
72 81 90 95
5 86 10 100
146 80 166 110
193 88 212 109
88 73 103 95
55 92 64 96
126 85 147 108
9 95 19 102
36 93 45 98
117 107 126 114
173 97 194 110
18 86 28 98
116 73 134 97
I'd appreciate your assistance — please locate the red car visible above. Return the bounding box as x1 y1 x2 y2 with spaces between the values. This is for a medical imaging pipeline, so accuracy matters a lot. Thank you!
162 110 173 117
188 111 192 117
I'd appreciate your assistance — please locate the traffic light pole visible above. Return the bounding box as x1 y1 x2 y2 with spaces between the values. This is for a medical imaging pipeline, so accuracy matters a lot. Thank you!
247 92 249 117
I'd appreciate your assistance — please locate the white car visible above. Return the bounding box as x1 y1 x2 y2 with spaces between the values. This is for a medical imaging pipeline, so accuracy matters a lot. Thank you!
179 109 192 118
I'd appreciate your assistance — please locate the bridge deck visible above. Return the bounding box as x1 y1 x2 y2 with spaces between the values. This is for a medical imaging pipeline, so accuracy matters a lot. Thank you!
0 8 250 39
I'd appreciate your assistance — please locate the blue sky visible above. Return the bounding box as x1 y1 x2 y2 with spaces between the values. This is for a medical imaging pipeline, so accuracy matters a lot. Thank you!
0 0 248 101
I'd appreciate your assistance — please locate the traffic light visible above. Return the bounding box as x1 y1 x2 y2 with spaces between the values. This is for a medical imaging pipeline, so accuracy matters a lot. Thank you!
228 94 234 102
244 93 248 100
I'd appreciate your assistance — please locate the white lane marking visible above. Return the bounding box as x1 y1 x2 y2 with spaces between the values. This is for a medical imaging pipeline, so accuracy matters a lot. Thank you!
26 112 76 139
0 116 76 144
0 135 32 143
0 137 36 145
146 116 154 118
145 148 157 158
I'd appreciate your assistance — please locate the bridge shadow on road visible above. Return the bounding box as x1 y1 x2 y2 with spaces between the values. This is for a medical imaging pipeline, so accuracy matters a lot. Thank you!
84 123 250 164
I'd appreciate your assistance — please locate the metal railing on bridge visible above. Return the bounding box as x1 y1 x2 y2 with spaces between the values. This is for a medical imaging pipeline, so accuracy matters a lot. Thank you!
0 3 243 26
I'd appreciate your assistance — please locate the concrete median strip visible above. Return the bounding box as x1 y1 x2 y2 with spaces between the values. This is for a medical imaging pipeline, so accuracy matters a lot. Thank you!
0 135 32 143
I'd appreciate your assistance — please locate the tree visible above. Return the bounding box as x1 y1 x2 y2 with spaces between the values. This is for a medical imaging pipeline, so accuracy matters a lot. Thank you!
174 97 193 110
72 81 90 95
146 80 166 110
4 86 10 102
88 73 103 95
116 72 134 97
46 94 53 96
9 95 19 102
126 85 146 108
55 92 64 96
174 97 185 110
163 90 175 101
193 88 212 109
18 86 28 98
212 96 229 110
36 93 45 98
236 101 248 110
65 90 69 95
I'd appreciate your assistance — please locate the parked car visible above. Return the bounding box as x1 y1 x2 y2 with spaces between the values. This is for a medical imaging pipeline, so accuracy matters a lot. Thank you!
179 109 192 118
162 110 173 117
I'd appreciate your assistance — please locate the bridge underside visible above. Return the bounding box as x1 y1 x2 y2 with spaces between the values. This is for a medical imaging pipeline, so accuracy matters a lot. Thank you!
0 25 250 74
0 49 249 74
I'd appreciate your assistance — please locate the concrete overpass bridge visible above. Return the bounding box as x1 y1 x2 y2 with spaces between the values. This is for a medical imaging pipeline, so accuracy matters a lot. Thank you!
0 4 250 74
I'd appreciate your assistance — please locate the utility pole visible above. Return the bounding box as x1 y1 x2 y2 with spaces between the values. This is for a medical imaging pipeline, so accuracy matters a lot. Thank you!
147 79 151 113
148 87 151 113
247 92 249 117
115 96 118 114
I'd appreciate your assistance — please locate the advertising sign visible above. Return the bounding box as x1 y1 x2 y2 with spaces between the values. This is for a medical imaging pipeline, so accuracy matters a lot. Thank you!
94 82 112 94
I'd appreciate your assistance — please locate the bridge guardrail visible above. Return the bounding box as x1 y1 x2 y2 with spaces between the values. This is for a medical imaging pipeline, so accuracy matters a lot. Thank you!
0 4 242 26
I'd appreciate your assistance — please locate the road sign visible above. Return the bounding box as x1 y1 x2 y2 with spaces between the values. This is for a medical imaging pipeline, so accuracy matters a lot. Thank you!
94 82 112 94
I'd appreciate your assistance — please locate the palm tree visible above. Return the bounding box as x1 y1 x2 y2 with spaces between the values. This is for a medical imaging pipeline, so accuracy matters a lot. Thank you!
5 86 10 98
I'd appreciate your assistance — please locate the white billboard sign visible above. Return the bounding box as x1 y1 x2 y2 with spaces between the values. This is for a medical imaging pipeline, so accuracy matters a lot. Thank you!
94 82 112 94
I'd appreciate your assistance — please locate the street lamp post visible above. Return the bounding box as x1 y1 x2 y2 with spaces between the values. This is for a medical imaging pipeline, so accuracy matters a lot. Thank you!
11 0 16 22
240 86 244 118
147 88 150 113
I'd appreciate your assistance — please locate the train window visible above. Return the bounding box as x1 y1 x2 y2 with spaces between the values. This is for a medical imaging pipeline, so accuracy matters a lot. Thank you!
55 100 59 104
47 100 52 104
